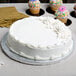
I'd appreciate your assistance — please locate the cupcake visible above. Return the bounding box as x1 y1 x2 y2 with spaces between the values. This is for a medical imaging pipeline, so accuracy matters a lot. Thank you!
28 0 40 15
49 0 63 12
55 6 69 23
74 3 76 16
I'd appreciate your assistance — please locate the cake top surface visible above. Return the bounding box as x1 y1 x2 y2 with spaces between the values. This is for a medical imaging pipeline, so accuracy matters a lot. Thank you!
9 17 72 49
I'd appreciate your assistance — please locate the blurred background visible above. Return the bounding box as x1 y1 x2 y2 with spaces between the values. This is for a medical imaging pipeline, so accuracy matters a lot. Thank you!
0 0 76 3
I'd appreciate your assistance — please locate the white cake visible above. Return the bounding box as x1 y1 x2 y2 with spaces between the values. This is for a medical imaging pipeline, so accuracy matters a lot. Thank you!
7 17 73 60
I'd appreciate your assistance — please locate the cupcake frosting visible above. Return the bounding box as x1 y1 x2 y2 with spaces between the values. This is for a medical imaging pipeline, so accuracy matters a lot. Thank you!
50 0 63 6
28 0 40 9
55 6 69 19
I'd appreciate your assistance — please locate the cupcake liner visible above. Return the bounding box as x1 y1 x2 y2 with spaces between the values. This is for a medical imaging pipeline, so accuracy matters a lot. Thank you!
30 8 40 14
75 10 76 13
29 5 40 9
57 17 67 23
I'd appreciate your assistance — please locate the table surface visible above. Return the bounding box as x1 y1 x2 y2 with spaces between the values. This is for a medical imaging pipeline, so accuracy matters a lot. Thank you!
0 3 76 76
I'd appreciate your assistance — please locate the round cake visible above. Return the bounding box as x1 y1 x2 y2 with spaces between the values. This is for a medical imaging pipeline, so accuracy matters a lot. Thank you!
7 17 73 60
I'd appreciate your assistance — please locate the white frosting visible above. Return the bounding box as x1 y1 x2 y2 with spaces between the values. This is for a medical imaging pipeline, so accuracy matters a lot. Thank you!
0 60 4 67
7 17 73 60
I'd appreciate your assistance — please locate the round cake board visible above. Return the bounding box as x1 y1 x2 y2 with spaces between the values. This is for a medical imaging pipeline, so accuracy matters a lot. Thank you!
1 33 73 66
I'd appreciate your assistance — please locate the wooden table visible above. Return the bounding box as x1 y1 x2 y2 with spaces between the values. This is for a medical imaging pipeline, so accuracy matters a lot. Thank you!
0 3 76 76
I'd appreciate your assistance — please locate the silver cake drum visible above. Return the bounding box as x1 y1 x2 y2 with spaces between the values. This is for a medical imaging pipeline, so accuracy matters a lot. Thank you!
1 33 73 66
